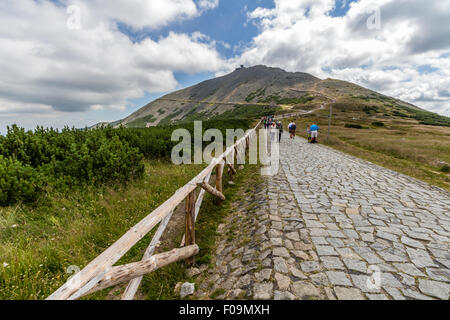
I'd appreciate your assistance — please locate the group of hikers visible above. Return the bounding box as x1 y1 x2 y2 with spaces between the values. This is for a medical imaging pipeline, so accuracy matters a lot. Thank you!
263 116 275 129
263 116 320 143
288 122 320 143
264 116 284 142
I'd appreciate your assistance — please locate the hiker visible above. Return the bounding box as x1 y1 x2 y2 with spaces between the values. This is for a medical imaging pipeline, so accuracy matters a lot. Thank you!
263 118 267 129
270 121 277 141
307 126 311 142
288 122 297 139
310 123 319 143
276 121 283 142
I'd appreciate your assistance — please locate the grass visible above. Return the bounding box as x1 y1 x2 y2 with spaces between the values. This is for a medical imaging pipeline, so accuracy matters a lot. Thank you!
211 105 280 120
140 162 262 300
282 100 450 190
0 160 203 300
0 151 262 300
126 114 157 128
259 95 315 105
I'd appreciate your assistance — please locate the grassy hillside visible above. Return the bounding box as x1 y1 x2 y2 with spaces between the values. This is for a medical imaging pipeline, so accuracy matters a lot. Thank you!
0 160 203 299
108 65 446 131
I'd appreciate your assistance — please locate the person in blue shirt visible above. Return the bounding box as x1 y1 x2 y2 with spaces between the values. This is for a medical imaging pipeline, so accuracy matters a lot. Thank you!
310 124 319 143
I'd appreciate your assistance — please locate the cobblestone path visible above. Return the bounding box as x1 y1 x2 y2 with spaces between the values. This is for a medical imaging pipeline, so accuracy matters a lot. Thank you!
196 134 450 300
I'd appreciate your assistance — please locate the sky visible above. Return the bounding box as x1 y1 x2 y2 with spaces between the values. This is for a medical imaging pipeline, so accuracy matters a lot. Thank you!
1 0 450 132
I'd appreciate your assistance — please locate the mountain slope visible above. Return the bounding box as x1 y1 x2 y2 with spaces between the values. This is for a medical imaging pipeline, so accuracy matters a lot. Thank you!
107 65 449 128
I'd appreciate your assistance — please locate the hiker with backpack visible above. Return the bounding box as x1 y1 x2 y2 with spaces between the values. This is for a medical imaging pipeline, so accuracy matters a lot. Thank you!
276 121 283 142
310 123 319 143
288 122 297 139
307 126 312 142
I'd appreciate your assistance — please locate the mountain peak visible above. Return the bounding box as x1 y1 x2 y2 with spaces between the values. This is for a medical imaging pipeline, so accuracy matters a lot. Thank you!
108 65 432 128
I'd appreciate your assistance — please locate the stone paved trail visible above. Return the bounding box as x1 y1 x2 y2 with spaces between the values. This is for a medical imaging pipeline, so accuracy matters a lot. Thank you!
196 133 450 300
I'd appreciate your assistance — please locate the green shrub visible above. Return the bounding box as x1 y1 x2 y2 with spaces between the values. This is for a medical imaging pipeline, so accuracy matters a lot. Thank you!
440 165 450 173
0 155 43 206
0 126 145 205
372 121 385 127
344 124 363 129
0 120 253 206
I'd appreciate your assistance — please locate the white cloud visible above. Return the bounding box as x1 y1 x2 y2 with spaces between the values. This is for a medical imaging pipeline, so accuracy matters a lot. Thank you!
68 0 215 30
230 0 450 116
0 0 225 130
197 0 220 11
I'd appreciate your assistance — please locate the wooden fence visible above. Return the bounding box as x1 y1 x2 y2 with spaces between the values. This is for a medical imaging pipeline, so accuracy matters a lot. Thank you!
47 120 262 300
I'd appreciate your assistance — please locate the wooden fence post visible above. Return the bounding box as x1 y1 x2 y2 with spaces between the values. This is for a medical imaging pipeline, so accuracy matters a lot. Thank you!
216 163 224 194
185 191 196 265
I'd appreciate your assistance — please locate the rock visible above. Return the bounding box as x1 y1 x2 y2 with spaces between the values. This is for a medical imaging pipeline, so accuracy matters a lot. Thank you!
259 268 273 281
275 273 291 291
256 225 267 235
253 282 273 300
393 263 425 277
320 256 345 270
273 247 290 258
286 232 300 241
234 274 251 289
229 258 242 270
292 250 310 260
295 243 313 251
326 271 352 286
300 261 321 273
425 268 450 282
186 268 201 278
366 294 389 300
324 287 336 300
180 282 195 298
291 281 320 299
399 273 416 286
401 288 433 300
418 279 449 300
334 287 365 300
290 266 308 279
406 248 437 268
174 282 183 295
384 287 406 300
381 272 404 289
346 207 360 215
230 289 245 299
274 291 296 300
316 245 338 256
376 231 398 242
343 258 367 273
310 273 329 286
400 236 425 249
270 238 283 246
274 257 289 274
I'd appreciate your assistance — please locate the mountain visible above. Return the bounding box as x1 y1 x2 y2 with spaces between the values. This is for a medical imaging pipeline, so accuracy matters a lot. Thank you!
102 65 449 128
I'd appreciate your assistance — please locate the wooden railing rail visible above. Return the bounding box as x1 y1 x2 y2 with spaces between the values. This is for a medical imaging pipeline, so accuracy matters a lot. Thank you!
47 120 261 300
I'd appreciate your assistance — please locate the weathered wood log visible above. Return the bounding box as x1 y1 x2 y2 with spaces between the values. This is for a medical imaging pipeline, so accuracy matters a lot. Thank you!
79 245 199 298
227 163 237 175
197 181 226 201
180 169 213 247
121 208 175 300
223 154 237 175
215 163 224 194
185 191 196 265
